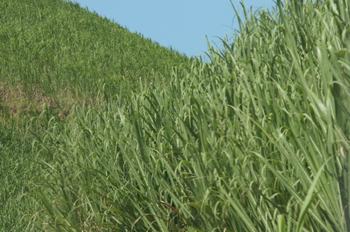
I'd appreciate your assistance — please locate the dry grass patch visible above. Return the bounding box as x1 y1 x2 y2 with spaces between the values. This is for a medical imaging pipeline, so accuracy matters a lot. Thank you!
0 82 84 122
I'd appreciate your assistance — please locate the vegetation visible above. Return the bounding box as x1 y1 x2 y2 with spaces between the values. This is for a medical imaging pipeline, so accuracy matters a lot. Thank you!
0 0 192 120
1 0 349 231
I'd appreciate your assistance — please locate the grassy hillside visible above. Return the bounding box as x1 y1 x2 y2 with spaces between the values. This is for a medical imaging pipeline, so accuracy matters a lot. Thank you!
1 0 350 231
0 0 192 230
0 0 192 120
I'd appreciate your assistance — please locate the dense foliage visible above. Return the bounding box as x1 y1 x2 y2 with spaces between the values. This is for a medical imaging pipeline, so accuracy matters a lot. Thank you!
0 0 192 118
1 0 349 231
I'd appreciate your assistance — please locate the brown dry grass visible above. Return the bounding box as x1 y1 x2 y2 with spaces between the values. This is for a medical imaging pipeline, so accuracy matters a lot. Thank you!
0 82 82 122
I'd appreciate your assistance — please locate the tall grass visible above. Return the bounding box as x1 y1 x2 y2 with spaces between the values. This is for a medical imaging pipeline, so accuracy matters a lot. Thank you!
0 0 192 118
22 0 350 231
1 0 194 229
0 116 52 231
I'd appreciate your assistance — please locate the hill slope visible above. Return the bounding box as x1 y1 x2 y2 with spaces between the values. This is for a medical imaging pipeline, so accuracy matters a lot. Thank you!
0 0 193 230
0 0 192 119
1 0 350 231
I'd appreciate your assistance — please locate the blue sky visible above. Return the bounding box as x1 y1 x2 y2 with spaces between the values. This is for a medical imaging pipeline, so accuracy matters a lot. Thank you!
72 0 275 59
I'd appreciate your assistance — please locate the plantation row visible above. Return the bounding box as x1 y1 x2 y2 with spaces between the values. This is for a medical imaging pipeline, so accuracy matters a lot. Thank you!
1 0 350 231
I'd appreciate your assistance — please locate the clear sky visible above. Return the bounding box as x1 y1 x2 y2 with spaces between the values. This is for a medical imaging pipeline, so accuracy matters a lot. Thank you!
71 0 275 59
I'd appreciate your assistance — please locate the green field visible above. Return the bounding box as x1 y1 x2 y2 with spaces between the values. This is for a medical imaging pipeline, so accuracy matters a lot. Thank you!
1 0 349 231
